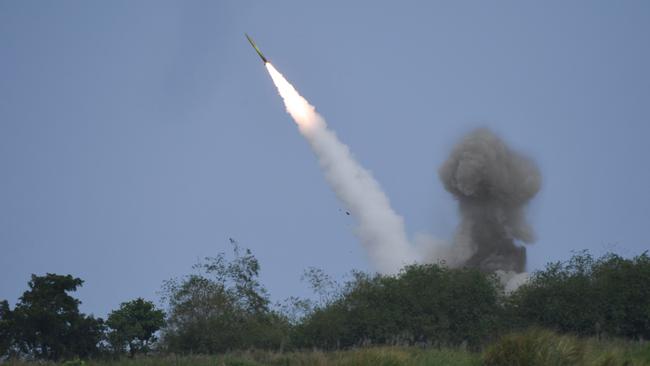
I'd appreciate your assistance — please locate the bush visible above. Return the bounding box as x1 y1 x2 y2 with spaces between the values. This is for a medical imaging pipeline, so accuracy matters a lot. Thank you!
295 264 502 350
160 241 290 353
508 251 650 339
483 328 583 366
484 328 650 366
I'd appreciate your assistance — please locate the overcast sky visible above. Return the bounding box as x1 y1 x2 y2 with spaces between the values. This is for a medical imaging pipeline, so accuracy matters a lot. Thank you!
1 1 649 317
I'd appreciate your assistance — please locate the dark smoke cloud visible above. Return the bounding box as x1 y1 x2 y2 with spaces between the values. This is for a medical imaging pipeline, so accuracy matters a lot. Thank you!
439 128 541 273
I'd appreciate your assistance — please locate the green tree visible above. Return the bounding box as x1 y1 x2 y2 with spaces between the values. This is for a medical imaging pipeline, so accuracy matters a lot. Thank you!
0 300 13 358
508 251 601 335
508 251 650 340
591 252 650 340
160 240 289 353
10 274 104 360
294 264 502 350
106 298 165 357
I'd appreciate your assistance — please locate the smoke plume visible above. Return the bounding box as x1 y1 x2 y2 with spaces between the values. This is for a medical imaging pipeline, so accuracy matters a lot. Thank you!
266 63 417 273
438 128 541 273
265 62 540 277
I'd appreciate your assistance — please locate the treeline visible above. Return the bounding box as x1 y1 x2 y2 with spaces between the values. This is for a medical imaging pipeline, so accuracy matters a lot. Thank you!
0 276 164 361
1 245 649 361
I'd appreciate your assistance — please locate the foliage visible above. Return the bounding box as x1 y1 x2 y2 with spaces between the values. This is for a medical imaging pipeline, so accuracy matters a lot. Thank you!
4 249 650 361
0 347 482 365
273 267 342 328
0 300 13 357
106 298 165 357
508 251 650 339
160 240 290 353
301 267 342 307
294 264 502 350
4 338 649 365
1 274 104 361
483 328 650 366
592 252 650 339
483 328 583 366
1 338 650 366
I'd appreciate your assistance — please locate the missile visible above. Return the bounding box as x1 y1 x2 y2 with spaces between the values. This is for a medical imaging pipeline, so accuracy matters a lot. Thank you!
245 33 268 64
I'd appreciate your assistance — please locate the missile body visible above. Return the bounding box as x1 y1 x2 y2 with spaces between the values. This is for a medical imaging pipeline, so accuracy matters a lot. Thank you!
245 34 268 64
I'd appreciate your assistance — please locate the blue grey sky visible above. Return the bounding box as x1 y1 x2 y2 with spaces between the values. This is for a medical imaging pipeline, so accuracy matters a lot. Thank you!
1 1 649 317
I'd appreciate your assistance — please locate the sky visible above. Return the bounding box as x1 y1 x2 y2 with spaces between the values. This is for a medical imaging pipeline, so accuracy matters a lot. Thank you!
1 1 649 318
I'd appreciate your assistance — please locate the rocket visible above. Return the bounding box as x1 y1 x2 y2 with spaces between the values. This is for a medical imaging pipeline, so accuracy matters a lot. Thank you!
245 34 268 64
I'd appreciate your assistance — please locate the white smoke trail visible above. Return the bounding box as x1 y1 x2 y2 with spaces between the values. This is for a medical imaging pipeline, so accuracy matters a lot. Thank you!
266 63 416 274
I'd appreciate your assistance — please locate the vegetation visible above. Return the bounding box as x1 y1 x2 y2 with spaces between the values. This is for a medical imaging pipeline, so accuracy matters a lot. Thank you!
483 328 650 366
2 336 650 365
0 274 104 361
1 245 650 364
106 299 165 357
1 348 481 366
159 242 290 353
294 265 501 350
507 250 650 339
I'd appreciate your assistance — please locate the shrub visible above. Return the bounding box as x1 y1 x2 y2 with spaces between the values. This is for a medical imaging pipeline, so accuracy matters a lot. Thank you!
483 328 583 366
160 241 290 353
508 251 650 340
295 264 502 349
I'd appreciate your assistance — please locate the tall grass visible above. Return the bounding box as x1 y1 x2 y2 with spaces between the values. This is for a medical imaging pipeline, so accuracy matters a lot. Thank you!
483 328 583 365
3 348 479 366
483 328 650 366
4 330 649 366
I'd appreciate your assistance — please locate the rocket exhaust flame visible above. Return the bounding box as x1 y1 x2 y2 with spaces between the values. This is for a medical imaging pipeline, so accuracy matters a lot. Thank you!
266 64 318 129
265 62 416 273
